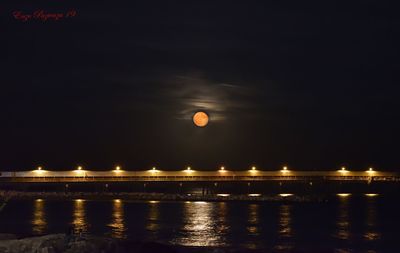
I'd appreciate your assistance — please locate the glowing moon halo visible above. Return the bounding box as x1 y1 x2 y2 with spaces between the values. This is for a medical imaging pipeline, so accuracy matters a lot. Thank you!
193 111 209 127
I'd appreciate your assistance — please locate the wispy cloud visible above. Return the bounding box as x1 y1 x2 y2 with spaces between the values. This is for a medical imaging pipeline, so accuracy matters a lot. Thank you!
161 74 254 121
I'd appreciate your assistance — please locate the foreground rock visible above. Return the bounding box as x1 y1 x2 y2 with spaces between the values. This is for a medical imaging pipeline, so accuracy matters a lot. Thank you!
0 234 261 253
0 234 331 253
0 234 121 253
0 235 17 241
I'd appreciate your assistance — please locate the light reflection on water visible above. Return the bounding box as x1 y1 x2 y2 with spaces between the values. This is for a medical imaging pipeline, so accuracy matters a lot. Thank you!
146 200 160 238
364 197 380 242
6 195 390 251
334 195 350 240
171 201 226 247
216 202 229 235
245 204 261 249
72 199 87 234
32 199 47 234
109 199 126 239
274 204 294 251
247 204 259 236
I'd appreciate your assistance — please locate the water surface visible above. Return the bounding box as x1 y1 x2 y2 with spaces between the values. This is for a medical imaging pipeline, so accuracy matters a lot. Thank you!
0 194 399 252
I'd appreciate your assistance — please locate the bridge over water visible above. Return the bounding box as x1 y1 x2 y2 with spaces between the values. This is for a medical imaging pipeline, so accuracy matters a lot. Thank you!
1 168 399 194
1 167 399 183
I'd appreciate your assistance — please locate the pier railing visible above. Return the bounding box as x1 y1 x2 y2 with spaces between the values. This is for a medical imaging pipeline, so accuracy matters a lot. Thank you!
0 169 399 183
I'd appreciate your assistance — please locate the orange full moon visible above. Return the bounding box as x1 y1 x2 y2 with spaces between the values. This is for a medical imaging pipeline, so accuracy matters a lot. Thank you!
193 111 209 127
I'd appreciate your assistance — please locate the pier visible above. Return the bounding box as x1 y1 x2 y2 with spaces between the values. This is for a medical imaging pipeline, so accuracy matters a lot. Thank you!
1 167 399 194
0 167 399 183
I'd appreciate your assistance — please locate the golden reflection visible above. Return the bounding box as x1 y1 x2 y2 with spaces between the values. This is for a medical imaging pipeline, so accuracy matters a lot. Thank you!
217 202 229 234
32 199 47 234
274 204 294 251
217 194 230 197
364 197 381 241
109 199 126 239
173 201 225 247
247 204 259 235
278 205 293 238
334 195 350 240
146 200 160 234
72 199 87 234
246 204 261 249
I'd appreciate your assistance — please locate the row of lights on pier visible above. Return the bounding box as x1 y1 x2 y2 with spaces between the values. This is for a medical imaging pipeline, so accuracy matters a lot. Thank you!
34 165 377 173
339 167 376 173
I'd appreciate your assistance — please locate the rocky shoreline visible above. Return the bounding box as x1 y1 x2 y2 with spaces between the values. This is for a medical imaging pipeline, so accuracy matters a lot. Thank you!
0 233 270 253
0 191 326 202
0 233 335 253
0 234 170 253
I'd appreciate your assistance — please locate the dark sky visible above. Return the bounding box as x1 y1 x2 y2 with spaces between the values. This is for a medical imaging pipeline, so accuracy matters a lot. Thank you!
1 1 400 171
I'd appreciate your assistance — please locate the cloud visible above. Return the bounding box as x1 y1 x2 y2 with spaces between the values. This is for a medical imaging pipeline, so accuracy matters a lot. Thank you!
159 73 254 121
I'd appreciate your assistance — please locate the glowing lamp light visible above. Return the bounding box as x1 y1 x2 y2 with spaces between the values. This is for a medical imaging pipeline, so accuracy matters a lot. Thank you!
34 166 45 174
248 194 261 197
219 166 226 172
250 166 258 174
365 193 379 197
113 166 123 173
338 167 349 173
217 194 230 197
279 193 293 197
337 193 351 197
75 166 85 176
281 166 289 173
367 167 375 173
150 167 159 173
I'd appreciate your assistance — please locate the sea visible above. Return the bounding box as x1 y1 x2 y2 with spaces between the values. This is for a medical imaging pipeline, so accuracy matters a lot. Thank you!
0 194 399 252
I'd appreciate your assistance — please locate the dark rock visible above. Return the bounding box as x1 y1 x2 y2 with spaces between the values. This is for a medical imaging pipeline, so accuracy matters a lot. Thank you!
120 241 178 253
0 235 17 241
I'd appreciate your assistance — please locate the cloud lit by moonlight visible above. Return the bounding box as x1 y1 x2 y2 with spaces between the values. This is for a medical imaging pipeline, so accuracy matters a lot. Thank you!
162 74 254 122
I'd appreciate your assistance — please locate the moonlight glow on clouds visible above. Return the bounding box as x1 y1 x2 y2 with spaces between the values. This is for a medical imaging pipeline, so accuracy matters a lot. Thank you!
165 74 255 122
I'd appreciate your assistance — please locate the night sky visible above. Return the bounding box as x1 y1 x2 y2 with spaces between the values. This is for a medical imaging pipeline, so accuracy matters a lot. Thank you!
2 1 399 171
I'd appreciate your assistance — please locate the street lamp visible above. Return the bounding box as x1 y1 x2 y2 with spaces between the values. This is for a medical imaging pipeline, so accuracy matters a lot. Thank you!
366 167 375 173
281 166 289 173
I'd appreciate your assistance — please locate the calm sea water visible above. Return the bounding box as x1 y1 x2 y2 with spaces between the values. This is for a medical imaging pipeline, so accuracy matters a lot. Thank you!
0 194 399 252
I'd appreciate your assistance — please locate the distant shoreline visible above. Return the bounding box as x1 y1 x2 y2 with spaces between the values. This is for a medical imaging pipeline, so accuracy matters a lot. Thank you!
0 190 328 202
